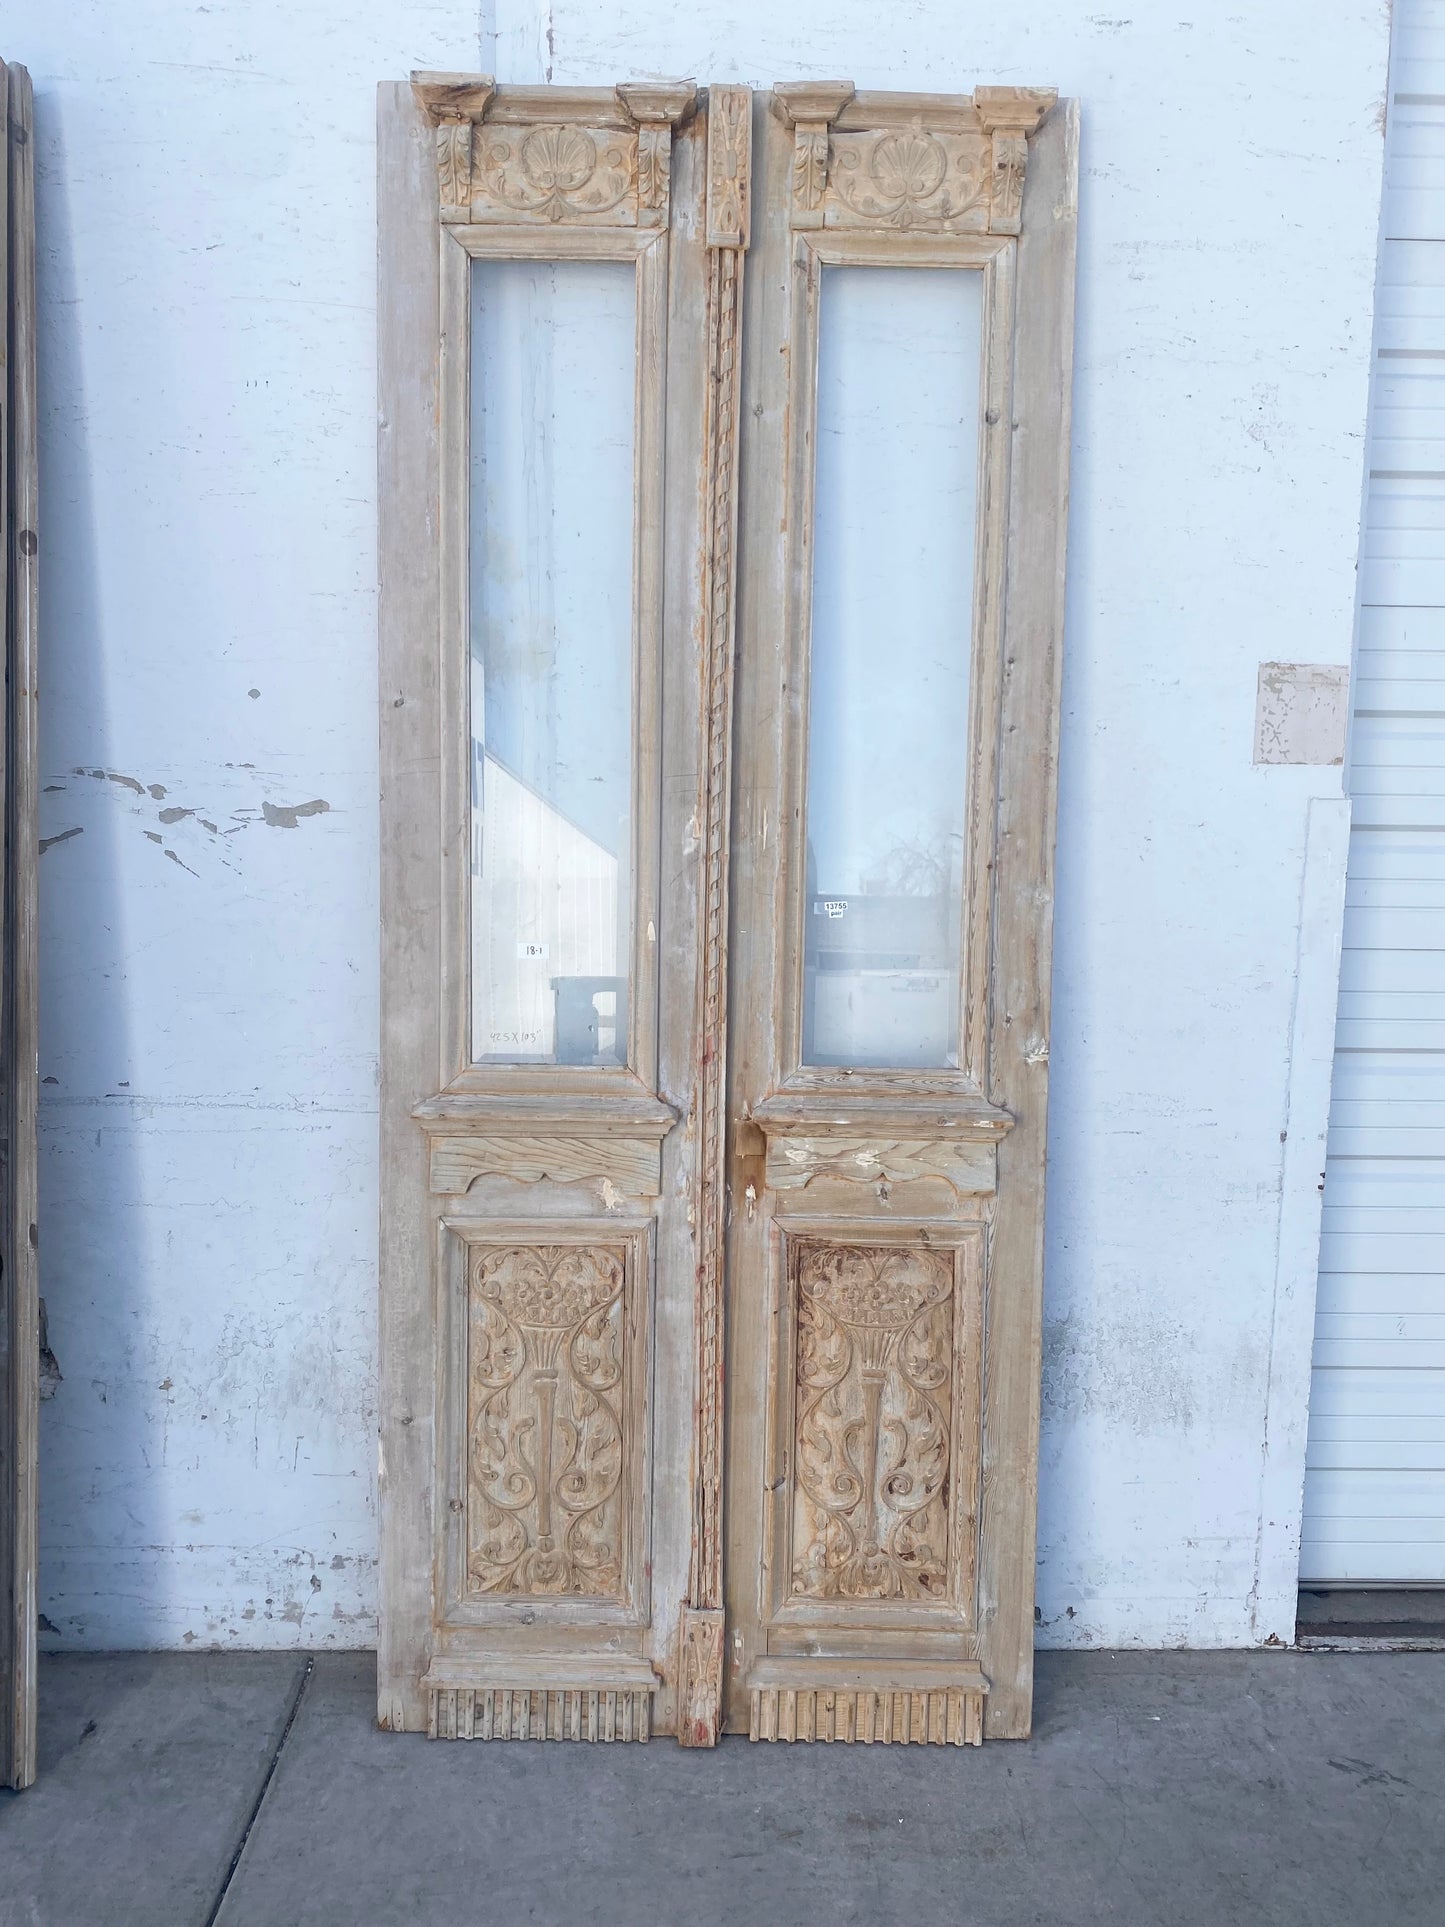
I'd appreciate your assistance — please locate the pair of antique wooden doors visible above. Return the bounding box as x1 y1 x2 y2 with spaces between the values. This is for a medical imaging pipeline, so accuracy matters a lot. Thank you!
378 76 1076 1747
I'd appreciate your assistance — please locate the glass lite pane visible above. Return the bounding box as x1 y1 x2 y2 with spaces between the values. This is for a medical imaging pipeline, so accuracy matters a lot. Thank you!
469 259 636 1065
803 265 984 1069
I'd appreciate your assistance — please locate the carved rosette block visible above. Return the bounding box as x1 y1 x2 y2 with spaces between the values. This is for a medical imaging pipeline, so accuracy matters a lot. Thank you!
790 1244 958 1603
466 1243 630 1600
771 81 855 229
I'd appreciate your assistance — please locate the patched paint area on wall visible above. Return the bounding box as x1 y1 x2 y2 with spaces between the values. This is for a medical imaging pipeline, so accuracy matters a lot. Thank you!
1254 663 1350 766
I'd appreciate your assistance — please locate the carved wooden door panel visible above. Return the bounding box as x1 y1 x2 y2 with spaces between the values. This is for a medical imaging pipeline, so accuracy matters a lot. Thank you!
723 86 1076 1744
378 76 750 1745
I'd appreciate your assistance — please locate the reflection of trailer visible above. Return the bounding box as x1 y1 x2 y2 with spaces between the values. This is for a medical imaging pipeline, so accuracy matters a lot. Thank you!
470 747 625 1064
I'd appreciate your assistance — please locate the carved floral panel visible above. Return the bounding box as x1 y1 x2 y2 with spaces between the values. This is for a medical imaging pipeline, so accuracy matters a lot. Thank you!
790 1243 957 1602
470 124 640 225
467 1243 630 1597
826 128 990 233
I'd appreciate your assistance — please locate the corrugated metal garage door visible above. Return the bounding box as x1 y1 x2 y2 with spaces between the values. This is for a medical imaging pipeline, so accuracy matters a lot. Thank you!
1301 0 1445 1583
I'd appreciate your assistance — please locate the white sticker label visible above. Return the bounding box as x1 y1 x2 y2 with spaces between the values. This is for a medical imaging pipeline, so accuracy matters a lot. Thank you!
517 942 548 960
822 899 846 920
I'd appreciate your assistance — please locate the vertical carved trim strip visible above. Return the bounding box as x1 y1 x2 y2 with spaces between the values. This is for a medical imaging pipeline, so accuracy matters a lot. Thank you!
706 83 750 248
791 125 829 226
988 131 1028 235
679 84 752 1747
635 125 672 226
436 115 472 223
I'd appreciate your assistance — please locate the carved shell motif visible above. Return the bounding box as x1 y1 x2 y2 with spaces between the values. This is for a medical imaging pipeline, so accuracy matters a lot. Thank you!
831 129 988 231
479 125 635 223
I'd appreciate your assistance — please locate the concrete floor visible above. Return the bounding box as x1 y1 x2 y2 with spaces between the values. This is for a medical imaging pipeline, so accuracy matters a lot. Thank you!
1 1651 1442 1927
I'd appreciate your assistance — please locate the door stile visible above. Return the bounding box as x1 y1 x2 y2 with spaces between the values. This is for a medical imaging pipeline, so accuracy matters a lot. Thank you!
976 96 1079 1738
675 84 752 1750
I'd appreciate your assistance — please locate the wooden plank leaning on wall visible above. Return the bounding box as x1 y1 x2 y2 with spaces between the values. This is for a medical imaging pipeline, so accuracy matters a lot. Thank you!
1 56 39 1794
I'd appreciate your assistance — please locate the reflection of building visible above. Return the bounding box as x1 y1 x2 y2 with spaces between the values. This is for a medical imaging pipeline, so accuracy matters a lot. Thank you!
471 749 624 1063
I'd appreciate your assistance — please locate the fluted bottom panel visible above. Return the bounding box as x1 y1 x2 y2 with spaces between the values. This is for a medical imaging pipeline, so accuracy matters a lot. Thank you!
428 1686 651 1742
749 1686 983 1747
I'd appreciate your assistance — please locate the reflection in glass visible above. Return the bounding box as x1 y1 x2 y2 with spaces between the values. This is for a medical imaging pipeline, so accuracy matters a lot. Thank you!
469 258 636 1065
803 265 984 1069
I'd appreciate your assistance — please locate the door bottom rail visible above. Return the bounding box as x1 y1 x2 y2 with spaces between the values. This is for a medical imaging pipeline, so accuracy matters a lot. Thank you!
422 1657 658 1743
745 1660 988 1746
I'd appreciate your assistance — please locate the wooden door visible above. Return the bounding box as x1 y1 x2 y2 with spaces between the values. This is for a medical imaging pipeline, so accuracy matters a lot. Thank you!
378 76 750 1745
2 56 39 1793
378 76 1073 1748
723 86 1076 1744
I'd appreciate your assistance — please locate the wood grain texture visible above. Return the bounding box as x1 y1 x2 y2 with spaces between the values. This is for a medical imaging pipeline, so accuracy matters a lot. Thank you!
979 99 1077 1739
2 59 39 1794
764 1136 997 1195
678 86 752 1749
377 79 444 1737
428 1135 661 1196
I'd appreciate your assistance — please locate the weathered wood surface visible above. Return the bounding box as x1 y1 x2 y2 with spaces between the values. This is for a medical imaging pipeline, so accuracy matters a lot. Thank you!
1 57 39 1794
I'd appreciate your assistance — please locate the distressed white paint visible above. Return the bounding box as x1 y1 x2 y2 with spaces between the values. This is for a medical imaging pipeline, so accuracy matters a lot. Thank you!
19 1 490 1649
11 0 1386 1650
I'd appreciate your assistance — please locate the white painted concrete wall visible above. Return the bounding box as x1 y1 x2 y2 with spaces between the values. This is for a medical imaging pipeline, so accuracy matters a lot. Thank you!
13 0 1388 1650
